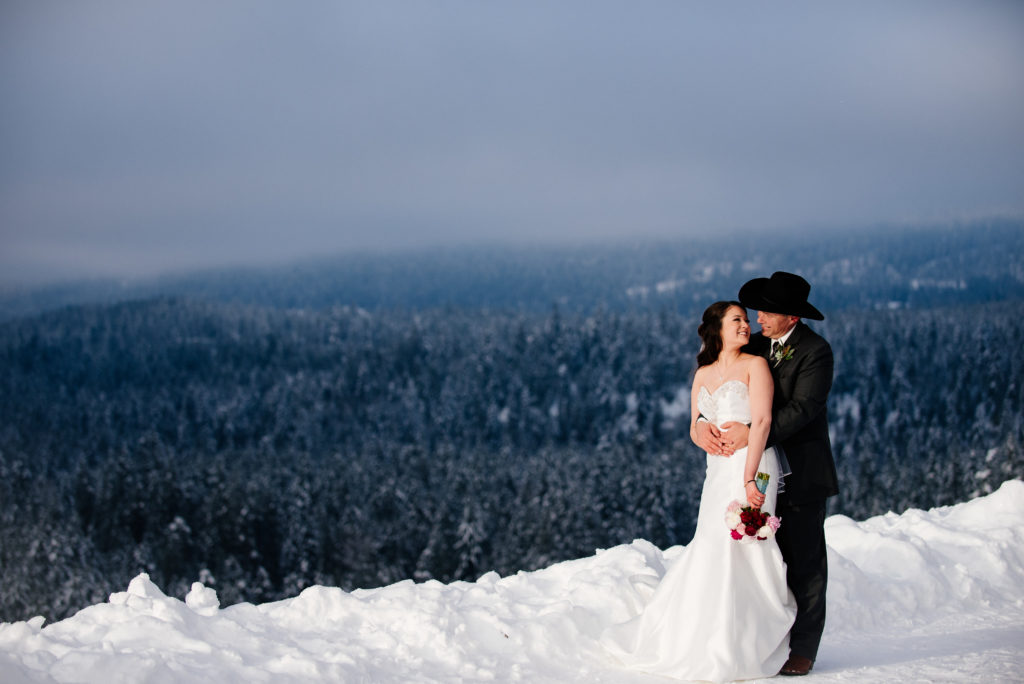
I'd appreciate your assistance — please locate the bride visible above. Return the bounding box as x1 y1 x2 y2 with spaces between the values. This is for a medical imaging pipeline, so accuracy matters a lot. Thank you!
604 301 796 682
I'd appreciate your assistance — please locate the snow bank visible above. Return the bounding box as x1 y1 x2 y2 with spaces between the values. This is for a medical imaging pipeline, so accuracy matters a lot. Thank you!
2 481 1023 683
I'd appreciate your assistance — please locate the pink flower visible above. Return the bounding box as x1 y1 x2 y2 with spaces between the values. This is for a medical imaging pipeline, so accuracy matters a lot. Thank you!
725 501 782 542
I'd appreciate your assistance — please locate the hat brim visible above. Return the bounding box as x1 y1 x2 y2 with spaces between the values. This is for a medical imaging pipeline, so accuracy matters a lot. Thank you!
738 278 825 320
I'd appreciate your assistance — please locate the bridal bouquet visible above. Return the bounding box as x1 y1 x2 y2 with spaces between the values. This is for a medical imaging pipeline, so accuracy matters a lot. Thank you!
725 500 781 542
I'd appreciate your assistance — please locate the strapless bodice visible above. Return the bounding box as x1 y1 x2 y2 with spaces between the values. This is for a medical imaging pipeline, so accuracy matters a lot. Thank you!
697 380 751 427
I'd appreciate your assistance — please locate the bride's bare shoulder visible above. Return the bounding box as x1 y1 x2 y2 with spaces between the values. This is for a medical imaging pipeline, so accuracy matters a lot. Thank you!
693 363 713 385
739 352 767 367
741 353 771 377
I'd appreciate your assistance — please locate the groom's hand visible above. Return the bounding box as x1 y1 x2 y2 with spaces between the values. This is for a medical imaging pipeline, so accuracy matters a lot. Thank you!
695 421 732 456
719 422 750 452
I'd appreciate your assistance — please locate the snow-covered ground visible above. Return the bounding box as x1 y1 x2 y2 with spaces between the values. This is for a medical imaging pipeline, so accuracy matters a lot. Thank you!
3 480 1023 683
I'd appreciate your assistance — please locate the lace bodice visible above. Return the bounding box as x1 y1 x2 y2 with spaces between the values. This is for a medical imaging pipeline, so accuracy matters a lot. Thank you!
697 380 751 427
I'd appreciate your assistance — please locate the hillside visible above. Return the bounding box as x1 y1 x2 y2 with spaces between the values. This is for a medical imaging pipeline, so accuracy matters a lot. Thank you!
2 481 1022 683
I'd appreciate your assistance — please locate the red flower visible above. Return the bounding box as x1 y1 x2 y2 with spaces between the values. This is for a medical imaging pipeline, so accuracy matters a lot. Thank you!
725 499 782 542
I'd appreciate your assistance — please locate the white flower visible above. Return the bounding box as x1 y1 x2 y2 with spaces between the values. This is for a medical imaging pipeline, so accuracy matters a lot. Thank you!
725 511 742 528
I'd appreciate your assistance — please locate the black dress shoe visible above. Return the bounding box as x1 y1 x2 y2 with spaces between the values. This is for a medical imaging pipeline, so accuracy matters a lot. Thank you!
779 655 814 676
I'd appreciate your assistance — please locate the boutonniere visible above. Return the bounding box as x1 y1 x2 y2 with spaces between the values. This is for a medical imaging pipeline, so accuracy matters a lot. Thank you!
771 344 794 366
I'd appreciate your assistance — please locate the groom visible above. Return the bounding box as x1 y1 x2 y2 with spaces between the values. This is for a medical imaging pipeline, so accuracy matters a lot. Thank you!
696 271 839 677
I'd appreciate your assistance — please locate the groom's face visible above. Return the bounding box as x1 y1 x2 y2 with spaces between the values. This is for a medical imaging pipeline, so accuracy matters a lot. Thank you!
756 311 799 339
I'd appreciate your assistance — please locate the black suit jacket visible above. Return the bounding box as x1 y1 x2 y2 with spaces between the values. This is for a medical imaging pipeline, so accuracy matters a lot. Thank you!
745 322 839 504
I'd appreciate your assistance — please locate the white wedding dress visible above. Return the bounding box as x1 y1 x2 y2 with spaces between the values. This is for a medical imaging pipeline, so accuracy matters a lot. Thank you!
604 380 796 682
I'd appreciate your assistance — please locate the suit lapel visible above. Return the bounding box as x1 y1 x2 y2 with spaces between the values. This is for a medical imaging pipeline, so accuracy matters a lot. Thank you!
783 322 806 351
772 322 806 378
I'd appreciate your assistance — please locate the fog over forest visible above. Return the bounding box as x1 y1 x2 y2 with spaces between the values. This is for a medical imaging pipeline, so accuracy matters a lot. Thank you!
1 221 1022 623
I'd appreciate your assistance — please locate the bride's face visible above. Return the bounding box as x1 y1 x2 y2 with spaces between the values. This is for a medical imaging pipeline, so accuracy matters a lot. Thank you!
720 305 750 350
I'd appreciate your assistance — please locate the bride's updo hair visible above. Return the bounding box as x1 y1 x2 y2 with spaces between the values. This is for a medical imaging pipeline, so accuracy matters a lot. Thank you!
697 300 745 367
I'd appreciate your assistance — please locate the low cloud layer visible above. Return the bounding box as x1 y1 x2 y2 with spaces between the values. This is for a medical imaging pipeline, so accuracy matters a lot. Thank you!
2 1 1023 284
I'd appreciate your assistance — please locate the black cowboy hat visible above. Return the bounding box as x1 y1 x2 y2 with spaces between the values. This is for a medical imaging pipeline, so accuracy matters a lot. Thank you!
738 271 825 320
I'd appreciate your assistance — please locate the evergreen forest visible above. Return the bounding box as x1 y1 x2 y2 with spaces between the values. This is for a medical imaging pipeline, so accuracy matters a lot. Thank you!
1 222 1022 622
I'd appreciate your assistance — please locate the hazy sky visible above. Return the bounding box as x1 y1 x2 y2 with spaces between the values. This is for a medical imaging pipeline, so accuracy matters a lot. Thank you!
2 1 1023 286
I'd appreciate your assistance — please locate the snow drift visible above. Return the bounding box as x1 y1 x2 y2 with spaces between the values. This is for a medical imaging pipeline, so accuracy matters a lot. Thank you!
2 480 1023 683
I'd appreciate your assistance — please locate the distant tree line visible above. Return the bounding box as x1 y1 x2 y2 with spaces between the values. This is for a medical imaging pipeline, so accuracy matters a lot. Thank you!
1 297 1021 622
3 219 1022 322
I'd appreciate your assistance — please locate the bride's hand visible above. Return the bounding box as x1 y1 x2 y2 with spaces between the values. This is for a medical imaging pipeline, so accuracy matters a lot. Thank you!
694 421 731 456
745 480 765 508
720 422 750 451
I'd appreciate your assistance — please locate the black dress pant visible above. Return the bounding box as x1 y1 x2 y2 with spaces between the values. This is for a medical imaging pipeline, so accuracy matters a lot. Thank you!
775 496 828 661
